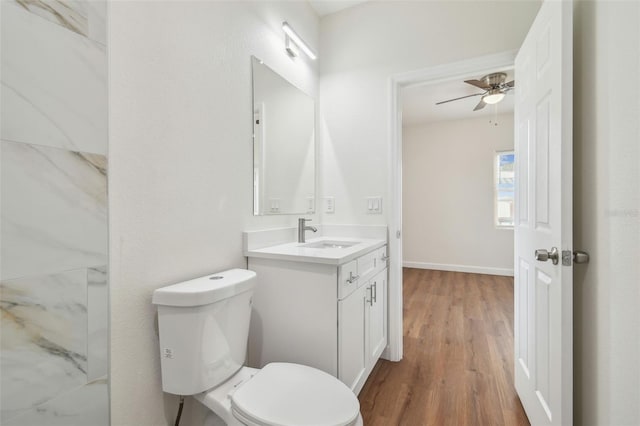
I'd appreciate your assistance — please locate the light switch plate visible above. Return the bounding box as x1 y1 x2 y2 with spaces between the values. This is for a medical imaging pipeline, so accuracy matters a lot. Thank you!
323 197 335 214
269 199 280 213
306 197 315 213
366 196 382 214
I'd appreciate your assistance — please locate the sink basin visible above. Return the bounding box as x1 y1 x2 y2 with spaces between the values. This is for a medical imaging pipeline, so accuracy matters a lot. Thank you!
301 240 360 249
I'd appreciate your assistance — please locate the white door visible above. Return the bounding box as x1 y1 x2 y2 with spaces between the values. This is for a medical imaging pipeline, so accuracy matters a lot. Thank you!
514 1 573 425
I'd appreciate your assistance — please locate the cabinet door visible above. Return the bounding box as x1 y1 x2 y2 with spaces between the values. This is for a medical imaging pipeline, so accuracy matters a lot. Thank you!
338 285 366 391
367 269 387 366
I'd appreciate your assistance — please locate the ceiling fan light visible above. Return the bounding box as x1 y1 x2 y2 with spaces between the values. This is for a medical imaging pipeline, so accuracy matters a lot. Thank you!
482 90 505 105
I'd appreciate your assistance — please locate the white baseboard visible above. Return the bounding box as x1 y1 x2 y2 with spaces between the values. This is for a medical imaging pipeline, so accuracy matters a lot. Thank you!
402 261 514 277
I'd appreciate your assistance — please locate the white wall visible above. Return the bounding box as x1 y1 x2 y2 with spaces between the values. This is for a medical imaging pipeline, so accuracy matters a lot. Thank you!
403 113 514 275
573 1 640 424
108 2 318 425
318 1 541 225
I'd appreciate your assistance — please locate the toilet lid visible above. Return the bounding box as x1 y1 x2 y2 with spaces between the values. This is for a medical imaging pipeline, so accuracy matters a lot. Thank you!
230 363 360 426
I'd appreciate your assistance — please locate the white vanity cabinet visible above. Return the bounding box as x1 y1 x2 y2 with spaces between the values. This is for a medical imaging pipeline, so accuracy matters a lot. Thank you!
247 243 388 395
337 246 388 392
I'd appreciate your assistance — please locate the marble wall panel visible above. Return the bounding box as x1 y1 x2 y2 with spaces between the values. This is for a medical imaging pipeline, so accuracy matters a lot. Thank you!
0 140 108 281
0 0 109 422
0 1 107 155
4 378 109 426
87 266 108 381
14 0 107 45
0 269 88 422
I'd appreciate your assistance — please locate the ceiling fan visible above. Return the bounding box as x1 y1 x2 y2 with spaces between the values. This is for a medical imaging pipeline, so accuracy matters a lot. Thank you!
436 72 515 111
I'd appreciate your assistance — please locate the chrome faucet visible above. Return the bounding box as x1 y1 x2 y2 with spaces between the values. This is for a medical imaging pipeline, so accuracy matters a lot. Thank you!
298 218 317 243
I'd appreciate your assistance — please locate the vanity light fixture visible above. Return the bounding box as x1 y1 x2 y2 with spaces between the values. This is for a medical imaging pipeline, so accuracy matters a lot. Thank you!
282 21 317 60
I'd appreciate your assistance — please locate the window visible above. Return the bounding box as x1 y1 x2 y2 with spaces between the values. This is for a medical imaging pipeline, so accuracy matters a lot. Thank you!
495 151 515 228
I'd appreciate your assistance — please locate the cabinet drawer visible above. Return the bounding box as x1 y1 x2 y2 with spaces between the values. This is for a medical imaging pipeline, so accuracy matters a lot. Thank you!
374 245 389 275
338 260 358 299
357 250 378 282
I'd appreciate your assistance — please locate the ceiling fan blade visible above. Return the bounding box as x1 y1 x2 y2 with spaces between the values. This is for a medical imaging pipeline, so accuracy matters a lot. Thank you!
464 79 491 90
473 99 487 111
506 80 515 88
435 92 484 105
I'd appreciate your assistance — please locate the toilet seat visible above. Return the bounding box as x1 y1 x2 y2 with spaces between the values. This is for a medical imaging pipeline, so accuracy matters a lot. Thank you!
230 363 360 426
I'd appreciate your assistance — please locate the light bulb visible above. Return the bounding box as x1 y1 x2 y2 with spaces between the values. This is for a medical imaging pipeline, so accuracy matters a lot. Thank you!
482 89 505 105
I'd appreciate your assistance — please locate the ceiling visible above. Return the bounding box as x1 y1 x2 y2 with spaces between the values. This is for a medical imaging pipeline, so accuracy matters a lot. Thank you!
402 70 515 126
307 0 370 17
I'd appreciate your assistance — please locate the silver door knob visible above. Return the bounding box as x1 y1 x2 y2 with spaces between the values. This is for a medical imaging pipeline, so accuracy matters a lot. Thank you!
535 247 559 265
573 250 590 264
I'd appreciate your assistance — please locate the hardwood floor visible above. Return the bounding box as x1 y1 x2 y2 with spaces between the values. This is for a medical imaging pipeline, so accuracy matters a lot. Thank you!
358 268 530 426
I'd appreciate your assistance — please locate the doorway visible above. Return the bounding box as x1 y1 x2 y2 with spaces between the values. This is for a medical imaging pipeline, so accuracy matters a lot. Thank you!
386 50 517 363
400 72 516 277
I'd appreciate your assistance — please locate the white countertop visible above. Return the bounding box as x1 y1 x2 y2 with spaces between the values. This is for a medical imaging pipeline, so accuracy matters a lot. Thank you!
245 236 386 265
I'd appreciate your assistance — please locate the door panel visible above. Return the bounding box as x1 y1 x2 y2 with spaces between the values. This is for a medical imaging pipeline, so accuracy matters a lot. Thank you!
517 120 530 225
535 97 551 229
517 259 530 377
514 1 573 425
535 269 552 416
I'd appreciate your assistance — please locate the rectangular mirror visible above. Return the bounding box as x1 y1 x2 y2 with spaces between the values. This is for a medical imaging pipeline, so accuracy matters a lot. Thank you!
252 56 315 215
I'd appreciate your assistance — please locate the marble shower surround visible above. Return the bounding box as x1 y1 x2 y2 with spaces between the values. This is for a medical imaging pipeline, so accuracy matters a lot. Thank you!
1 270 89 421
14 0 107 44
88 266 108 381
3 378 109 426
0 0 109 424
0 141 108 281
0 266 109 424
1 0 107 155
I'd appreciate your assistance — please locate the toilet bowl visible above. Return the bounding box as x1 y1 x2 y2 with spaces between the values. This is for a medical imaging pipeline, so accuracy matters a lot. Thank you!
152 269 363 426
195 364 363 426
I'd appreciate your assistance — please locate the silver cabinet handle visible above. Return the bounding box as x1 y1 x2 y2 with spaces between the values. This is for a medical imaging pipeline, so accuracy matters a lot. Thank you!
372 282 377 303
381 255 389 262
367 286 373 306
346 272 360 284
535 247 559 265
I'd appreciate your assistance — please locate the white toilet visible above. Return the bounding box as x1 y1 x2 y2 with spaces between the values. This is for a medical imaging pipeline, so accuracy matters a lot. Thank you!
152 269 363 426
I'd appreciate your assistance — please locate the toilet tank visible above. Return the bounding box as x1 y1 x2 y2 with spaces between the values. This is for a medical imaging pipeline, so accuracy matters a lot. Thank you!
152 269 256 395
